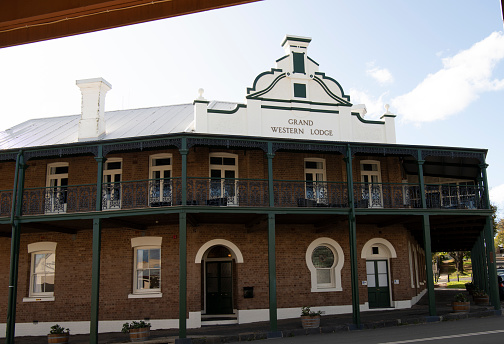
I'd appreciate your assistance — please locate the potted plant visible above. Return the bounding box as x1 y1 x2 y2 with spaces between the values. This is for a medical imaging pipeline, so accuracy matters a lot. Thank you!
472 288 490 305
121 320 151 342
452 293 470 313
300 306 322 329
47 324 70 344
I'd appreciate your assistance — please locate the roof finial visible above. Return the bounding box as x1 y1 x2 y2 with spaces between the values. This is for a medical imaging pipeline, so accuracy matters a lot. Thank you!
384 104 390 114
197 88 205 100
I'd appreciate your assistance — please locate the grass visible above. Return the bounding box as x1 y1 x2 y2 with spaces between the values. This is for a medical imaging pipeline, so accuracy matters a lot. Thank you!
445 282 467 289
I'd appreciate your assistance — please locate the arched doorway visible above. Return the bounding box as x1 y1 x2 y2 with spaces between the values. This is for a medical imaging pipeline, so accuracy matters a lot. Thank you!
196 239 243 318
361 238 397 308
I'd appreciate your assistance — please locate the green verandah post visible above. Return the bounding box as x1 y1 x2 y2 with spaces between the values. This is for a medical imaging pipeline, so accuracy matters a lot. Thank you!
90 145 105 344
417 151 436 316
6 151 24 344
178 137 189 340
266 142 279 335
344 144 360 327
480 162 500 310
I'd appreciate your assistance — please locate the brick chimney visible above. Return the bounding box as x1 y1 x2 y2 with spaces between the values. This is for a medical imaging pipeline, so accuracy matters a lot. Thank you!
76 78 111 141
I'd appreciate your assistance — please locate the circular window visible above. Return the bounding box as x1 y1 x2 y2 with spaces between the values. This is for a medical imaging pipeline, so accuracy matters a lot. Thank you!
311 246 334 268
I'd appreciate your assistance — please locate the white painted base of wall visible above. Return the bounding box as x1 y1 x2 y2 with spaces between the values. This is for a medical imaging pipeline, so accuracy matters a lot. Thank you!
0 312 202 338
1 290 427 338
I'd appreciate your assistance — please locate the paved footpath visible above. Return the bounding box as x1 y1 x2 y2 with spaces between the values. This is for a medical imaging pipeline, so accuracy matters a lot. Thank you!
9 289 503 344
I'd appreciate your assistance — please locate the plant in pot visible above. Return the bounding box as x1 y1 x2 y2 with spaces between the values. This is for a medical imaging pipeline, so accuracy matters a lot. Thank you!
472 288 490 305
464 282 475 294
300 306 322 329
122 320 151 342
452 293 470 313
47 324 70 344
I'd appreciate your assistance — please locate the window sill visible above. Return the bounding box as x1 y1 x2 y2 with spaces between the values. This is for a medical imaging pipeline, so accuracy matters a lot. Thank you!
128 293 163 299
311 287 341 293
23 296 55 302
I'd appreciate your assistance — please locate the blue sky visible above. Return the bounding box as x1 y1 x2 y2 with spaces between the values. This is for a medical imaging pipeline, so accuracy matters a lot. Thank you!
0 0 503 214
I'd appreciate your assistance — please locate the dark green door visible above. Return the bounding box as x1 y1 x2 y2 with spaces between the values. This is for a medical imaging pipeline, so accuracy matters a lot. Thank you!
206 261 233 314
366 260 390 308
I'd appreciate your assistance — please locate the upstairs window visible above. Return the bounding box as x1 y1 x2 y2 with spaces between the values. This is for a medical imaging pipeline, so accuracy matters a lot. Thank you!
209 153 238 206
304 158 327 204
103 158 122 210
149 154 172 206
45 163 68 214
294 83 307 98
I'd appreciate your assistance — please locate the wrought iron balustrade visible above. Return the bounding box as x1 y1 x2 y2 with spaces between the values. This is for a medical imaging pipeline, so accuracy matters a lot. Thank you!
274 180 348 208
9 179 487 216
186 178 268 207
424 183 485 209
0 189 13 217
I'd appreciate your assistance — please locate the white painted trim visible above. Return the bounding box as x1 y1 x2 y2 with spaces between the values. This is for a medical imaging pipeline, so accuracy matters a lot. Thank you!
306 237 344 292
131 236 162 248
360 238 397 258
28 242 57 253
22 297 55 302
0 312 202 338
408 241 415 288
195 239 244 263
127 293 162 299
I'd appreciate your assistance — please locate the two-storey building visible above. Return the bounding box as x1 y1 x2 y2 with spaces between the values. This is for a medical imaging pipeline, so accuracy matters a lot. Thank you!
0 35 499 342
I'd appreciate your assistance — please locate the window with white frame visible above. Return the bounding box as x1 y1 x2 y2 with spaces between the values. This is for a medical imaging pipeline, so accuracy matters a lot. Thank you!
103 158 122 210
45 163 68 214
306 238 344 292
304 158 327 204
209 153 238 205
130 237 162 297
360 160 383 208
149 154 172 206
27 242 57 300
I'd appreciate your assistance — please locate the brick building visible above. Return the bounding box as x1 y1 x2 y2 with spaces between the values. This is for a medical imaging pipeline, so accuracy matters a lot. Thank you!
0 35 499 342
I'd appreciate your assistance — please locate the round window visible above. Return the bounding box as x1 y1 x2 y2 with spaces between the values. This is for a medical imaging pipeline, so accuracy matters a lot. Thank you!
311 246 334 268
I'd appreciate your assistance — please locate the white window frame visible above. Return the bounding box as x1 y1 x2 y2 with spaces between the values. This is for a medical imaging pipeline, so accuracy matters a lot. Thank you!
209 153 238 206
24 242 57 302
306 238 344 292
103 158 122 210
304 158 327 204
360 160 383 208
129 237 163 298
149 154 173 206
45 162 69 214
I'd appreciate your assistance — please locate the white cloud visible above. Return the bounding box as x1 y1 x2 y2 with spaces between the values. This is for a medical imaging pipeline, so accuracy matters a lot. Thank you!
490 184 504 219
392 31 504 123
349 88 388 120
366 63 394 84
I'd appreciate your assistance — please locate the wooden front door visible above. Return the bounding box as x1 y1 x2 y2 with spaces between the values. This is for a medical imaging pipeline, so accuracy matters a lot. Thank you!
206 261 233 314
366 260 391 308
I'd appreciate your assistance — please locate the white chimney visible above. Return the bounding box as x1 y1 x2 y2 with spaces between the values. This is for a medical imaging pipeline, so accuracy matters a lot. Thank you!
76 77 111 141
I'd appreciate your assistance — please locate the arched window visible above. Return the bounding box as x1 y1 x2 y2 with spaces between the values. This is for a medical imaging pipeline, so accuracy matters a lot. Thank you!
306 238 344 292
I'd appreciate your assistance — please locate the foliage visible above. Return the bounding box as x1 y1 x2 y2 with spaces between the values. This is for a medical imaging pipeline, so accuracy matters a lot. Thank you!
447 251 470 273
121 320 151 333
453 293 469 302
494 217 504 253
49 324 69 334
300 306 322 317
472 287 488 297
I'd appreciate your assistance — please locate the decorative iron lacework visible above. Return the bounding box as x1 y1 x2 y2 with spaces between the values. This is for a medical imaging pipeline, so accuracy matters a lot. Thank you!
103 138 182 156
421 150 485 162
24 146 99 161
187 138 269 152
0 153 18 161
272 142 345 154
350 146 417 157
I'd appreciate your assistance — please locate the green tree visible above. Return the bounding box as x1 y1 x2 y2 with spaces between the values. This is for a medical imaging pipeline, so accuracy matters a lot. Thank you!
494 218 504 254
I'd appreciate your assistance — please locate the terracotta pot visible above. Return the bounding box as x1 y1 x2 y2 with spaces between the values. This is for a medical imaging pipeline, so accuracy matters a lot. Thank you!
473 295 489 305
129 327 150 342
452 301 470 313
301 315 320 329
48 333 69 344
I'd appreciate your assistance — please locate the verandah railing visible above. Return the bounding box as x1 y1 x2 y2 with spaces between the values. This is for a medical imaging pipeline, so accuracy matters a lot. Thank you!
0 179 488 217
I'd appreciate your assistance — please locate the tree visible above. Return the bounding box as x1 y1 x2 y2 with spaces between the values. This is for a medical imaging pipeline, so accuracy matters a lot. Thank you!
494 218 504 254
448 251 469 273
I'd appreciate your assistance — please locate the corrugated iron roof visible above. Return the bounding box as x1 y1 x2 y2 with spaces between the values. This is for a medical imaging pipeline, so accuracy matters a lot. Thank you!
0 103 200 150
